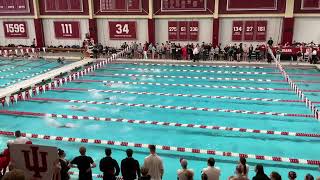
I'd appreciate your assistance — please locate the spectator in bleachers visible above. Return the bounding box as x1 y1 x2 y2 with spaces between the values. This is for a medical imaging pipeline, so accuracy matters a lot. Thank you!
177 158 194 180
269 171 282 180
143 145 164 180
252 164 270 180
228 165 248 180
13 130 30 144
99 148 120 180
58 149 70 180
267 37 274 47
70 146 96 180
305 174 314 180
121 149 141 180
138 166 151 180
201 157 220 180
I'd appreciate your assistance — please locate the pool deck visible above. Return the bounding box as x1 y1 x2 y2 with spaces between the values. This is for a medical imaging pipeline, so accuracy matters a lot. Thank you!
0 59 95 98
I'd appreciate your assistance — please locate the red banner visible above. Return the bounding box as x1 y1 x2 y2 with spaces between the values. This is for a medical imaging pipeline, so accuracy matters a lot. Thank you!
0 0 30 13
161 0 206 11
100 0 141 12
189 21 199 41
168 21 178 41
178 21 188 41
244 21 255 41
109 21 137 39
232 21 243 41
302 0 320 9
256 21 267 41
3 21 28 38
227 0 277 10
54 21 80 39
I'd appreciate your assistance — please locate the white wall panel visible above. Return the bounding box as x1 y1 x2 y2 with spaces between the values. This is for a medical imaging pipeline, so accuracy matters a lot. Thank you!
97 19 148 47
0 19 35 46
42 18 89 46
155 18 213 45
219 17 283 47
293 18 320 44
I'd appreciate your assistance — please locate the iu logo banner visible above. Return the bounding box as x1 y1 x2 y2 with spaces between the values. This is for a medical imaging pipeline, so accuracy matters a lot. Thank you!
10 144 58 180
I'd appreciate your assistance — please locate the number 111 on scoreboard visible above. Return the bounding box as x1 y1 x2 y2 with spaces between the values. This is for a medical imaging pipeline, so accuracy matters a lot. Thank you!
54 21 80 39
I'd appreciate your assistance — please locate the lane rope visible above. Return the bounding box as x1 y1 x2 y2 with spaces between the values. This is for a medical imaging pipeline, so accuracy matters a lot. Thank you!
0 130 319 165
106 67 320 77
0 61 37 73
117 62 269 69
89 73 286 83
28 97 314 118
100 80 292 92
53 87 309 104
0 62 53 79
268 48 320 120
0 109 318 138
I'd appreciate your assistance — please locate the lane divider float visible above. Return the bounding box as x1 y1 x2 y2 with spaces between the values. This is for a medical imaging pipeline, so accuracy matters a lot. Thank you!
0 109 318 138
0 62 53 79
0 130 319 166
53 87 311 104
89 73 286 83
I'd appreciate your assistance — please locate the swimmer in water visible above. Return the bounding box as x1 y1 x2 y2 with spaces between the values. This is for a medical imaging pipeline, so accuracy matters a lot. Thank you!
57 123 76 128
130 76 138 80
69 105 87 112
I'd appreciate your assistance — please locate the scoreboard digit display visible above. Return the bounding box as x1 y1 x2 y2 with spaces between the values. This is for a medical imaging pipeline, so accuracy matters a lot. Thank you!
189 21 199 41
168 21 199 41
109 21 137 40
168 21 178 41
161 0 206 11
100 0 141 12
244 21 255 41
54 21 80 39
0 0 30 13
232 21 243 41
255 21 267 41
3 21 28 38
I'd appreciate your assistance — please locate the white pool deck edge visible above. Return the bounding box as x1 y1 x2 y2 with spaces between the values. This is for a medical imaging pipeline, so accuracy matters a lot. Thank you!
0 59 95 98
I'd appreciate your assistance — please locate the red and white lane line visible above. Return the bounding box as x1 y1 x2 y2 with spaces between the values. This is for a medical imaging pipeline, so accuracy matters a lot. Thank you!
0 61 36 73
0 130 319 165
69 172 121 179
108 67 276 75
0 62 53 79
99 80 293 92
54 87 312 104
0 109 319 138
29 97 314 118
0 68 54 88
120 62 270 69
91 73 286 83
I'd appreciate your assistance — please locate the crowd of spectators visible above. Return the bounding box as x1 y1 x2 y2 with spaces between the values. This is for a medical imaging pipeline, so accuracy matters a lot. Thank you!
0 130 319 180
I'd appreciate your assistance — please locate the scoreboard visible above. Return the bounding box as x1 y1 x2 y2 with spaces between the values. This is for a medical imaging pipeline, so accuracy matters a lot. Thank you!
100 0 141 12
232 20 267 41
227 0 277 11
44 0 83 12
54 21 80 39
161 0 206 11
301 0 320 9
3 21 28 38
0 0 30 13
109 21 137 40
168 21 199 41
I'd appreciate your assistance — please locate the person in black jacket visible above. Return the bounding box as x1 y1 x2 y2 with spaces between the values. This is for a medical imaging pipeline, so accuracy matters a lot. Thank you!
252 164 270 180
70 146 96 180
121 149 141 180
58 149 70 180
99 148 120 180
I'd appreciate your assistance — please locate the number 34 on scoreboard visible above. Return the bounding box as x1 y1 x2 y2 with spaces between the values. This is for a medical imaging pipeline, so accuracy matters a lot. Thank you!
109 21 137 40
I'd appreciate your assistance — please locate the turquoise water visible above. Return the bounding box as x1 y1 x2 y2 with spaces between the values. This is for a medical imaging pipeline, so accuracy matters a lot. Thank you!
0 62 320 179
0 59 67 88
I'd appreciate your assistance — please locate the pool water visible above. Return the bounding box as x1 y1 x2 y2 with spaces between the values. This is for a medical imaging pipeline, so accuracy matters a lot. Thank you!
0 62 320 179
0 59 68 88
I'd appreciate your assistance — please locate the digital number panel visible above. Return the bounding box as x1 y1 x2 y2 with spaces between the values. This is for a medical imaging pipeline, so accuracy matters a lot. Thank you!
109 21 137 39
3 21 28 38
